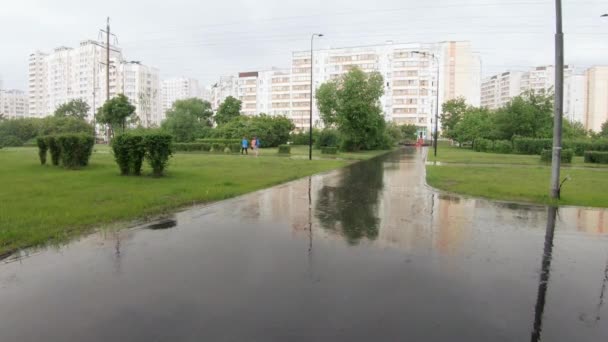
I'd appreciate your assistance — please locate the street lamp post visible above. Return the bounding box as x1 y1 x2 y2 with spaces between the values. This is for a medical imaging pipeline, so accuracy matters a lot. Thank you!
309 33 323 161
413 51 440 157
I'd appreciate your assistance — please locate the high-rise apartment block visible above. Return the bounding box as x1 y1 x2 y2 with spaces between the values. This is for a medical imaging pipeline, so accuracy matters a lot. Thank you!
480 65 603 130
161 77 202 113
0 89 29 119
584 66 608 132
27 40 162 126
212 41 481 136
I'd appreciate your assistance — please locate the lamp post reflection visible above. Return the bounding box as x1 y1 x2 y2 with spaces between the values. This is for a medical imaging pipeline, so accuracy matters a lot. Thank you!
530 206 558 342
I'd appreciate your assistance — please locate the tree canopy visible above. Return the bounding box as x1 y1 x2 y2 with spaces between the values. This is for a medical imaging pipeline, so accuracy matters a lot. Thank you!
441 97 467 140
168 98 214 126
492 90 553 140
315 67 388 151
97 94 136 136
601 120 608 137
213 114 295 147
214 96 242 126
54 99 90 120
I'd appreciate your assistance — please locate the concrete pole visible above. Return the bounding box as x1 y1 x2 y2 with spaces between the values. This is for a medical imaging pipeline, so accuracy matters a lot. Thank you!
550 0 564 199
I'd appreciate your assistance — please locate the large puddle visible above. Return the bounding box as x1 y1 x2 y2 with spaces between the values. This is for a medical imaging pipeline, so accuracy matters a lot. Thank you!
1 148 607 341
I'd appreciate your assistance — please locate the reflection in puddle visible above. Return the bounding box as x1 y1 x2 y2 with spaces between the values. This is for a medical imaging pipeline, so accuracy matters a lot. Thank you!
146 218 177 230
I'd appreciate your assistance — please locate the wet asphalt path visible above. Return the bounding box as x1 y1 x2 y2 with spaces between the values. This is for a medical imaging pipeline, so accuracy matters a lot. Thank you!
1 147 607 341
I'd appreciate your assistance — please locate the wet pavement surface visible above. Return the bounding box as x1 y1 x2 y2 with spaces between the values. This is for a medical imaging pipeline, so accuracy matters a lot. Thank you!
1 148 608 341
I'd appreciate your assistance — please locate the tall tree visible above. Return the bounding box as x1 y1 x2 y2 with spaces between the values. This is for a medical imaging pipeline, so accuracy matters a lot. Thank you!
168 98 214 126
493 90 553 140
600 120 608 137
441 97 467 139
54 99 90 120
452 106 492 147
97 94 136 137
214 96 242 126
315 67 386 151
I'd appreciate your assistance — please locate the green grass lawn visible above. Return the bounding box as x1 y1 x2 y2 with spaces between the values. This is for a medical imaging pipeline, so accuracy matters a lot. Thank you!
0 146 387 256
426 145 608 208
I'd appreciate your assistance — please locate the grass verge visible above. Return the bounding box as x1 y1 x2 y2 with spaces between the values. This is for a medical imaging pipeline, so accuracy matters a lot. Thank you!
426 145 608 208
0 146 387 256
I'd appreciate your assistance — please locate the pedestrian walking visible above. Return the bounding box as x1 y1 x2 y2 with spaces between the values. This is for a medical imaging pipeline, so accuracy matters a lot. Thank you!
254 136 261 157
241 137 248 155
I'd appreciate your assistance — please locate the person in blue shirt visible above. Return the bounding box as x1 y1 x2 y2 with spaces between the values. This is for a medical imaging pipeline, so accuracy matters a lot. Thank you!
241 137 248 155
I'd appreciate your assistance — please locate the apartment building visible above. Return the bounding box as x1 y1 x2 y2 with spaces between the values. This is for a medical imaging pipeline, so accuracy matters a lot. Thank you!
161 77 202 113
481 65 586 124
480 71 524 109
117 61 162 127
211 41 481 135
584 66 608 132
0 89 29 119
211 69 292 117
27 40 161 126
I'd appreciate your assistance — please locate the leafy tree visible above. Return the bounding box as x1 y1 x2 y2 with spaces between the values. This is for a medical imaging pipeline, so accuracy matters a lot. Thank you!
161 98 215 142
493 90 553 140
315 67 386 151
600 120 608 137
0 118 41 146
0 113 6 121
562 120 589 139
400 124 419 140
214 96 242 126
452 106 492 147
213 114 295 147
39 116 93 136
441 97 467 139
97 94 136 137
161 110 200 142
54 99 90 120
168 98 213 126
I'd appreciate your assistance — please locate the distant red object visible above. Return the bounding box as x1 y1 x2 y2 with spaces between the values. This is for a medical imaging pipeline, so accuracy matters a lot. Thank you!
416 138 424 147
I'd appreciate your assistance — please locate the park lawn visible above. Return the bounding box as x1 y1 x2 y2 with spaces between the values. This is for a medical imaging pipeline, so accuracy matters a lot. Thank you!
427 144 608 168
0 146 378 256
426 146 608 208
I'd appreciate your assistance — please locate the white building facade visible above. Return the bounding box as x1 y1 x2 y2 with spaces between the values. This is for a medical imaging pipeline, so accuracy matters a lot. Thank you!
117 61 162 127
27 40 161 126
211 41 481 136
0 89 29 119
161 77 202 113
584 66 608 132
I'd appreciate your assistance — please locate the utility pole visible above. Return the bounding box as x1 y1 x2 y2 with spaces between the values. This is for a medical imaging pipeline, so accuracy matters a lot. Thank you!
550 0 564 199
106 17 110 102
309 33 323 161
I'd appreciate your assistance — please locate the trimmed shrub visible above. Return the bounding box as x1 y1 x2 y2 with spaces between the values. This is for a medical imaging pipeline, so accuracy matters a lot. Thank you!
112 134 146 175
210 143 223 152
565 139 608 156
278 145 291 154
540 148 574 164
321 146 338 155
229 143 241 153
56 134 95 169
36 137 48 165
584 151 608 164
315 129 340 148
493 140 513 154
513 138 553 155
46 136 61 166
111 134 131 175
143 133 173 177
474 138 492 152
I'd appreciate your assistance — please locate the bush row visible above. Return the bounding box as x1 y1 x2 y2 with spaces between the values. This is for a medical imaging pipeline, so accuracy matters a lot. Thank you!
321 147 338 155
173 142 241 153
540 149 574 163
474 139 513 154
195 139 241 145
278 145 291 154
112 133 173 177
512 138 608 156
36 134 94 169
584 151 608 164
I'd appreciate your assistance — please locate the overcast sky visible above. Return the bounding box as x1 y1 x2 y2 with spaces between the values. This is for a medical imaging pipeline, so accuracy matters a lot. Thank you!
1 0 607 89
